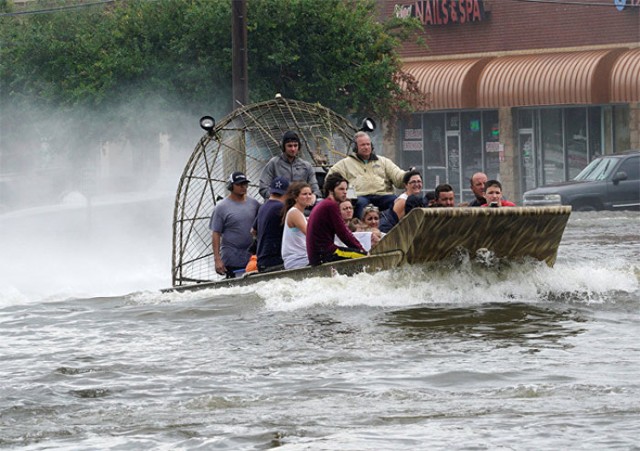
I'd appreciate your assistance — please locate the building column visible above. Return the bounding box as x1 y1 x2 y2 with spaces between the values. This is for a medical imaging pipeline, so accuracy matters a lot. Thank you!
630 102 640 150
498 107 521 202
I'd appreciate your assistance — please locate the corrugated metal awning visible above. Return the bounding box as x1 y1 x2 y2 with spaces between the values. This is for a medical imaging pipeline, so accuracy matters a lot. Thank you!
610 48 640 103
403 58 492 110
477 49 626 108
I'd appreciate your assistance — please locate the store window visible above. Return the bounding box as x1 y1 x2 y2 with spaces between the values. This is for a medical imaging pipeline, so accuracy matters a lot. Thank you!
540 109 564 184
614 105 631 151
588 107 603 160
401 114 424 175
482 111 501 181
403 110 500 200
461 112 482 188
423 113 446 189
517 109 536 192
565 107 588 179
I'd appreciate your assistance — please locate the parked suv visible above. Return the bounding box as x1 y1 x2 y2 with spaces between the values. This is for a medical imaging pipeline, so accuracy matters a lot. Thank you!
522 150 640 211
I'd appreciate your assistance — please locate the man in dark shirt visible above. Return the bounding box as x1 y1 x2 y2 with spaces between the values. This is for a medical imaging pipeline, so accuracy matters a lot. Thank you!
469 172 488 206
306 173 366 266
252 176 289 272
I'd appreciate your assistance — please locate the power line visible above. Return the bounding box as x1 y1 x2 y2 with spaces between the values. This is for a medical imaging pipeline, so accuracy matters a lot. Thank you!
0 0 117 17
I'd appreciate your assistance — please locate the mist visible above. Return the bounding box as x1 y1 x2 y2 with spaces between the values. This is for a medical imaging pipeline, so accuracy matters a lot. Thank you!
0 99 212 302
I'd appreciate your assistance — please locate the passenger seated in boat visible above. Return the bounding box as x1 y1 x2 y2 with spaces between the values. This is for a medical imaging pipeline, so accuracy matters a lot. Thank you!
339 200 360 231
258 130 322 201
335 203 382 252
361 204 382 230
482 180 516 207
469 172 488 207
340 200 354 222
281 182 315 270
432 183 456 207
393 170 423 220
327 131 407 219
306 173 367 265
210 171 261 278
252 176 289 273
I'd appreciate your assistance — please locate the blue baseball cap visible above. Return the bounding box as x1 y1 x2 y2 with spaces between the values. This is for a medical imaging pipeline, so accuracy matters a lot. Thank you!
270 176 290 195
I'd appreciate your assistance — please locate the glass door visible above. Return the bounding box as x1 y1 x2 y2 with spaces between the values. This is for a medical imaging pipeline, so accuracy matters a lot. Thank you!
519 129 536 193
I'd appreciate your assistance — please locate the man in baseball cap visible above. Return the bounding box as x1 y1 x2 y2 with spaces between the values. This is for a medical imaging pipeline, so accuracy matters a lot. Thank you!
252 176 290 272
209 171 259 278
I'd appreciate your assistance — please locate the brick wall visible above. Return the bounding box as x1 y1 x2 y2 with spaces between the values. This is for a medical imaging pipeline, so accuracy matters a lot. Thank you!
380 0 640 58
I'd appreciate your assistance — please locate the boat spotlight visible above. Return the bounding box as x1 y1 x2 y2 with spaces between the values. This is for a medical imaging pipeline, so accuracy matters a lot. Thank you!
199 116 216 135
359 117 376 132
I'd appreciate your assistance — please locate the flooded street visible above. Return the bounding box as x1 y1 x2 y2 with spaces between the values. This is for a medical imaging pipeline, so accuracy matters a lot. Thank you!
1 203 638 449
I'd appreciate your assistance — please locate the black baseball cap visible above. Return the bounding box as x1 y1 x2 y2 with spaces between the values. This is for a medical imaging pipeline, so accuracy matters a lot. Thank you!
228 171 250 185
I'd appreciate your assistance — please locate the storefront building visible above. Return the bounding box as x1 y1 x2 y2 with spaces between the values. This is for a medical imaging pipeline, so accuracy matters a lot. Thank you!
380 0 639 203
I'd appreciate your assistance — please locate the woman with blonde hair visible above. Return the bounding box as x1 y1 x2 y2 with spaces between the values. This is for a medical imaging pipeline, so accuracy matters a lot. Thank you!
281 182 314 269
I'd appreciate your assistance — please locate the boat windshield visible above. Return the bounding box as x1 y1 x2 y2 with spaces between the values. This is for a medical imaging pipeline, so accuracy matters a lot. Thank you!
574 157 617 181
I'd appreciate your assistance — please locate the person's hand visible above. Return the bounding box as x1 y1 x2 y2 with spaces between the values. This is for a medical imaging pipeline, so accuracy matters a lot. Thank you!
214 255 226 275
370 230 382 248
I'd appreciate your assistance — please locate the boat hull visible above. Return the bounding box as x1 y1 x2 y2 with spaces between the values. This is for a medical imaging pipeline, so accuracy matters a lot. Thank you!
166 206 571 293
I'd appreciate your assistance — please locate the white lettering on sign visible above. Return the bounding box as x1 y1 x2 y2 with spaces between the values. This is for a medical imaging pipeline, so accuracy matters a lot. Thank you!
403 141 423 151
394 0 487 26
404 129 422 139
485 142 503 153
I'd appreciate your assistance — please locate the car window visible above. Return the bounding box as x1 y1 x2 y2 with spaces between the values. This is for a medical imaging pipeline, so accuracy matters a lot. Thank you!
617 156 639 181
574 157 617 181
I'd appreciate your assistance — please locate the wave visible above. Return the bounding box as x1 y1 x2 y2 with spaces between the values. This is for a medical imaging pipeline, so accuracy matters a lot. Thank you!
122 255 638 312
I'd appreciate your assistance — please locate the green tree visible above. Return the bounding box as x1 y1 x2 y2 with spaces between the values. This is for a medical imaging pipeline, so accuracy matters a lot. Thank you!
247 0 425 121
1 0 425 176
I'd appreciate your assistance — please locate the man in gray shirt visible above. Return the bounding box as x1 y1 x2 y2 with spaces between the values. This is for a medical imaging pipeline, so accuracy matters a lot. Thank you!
258 131 321 201
210 171 260 278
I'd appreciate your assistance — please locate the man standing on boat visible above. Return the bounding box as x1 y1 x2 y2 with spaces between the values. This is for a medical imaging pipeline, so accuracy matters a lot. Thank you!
306 173 367 266
210 171 260 278
327 131 407 219
252 176 289 273
259 131 322 201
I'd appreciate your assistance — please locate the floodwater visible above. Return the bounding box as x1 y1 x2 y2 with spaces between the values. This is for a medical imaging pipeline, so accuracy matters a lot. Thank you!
0 197 638 450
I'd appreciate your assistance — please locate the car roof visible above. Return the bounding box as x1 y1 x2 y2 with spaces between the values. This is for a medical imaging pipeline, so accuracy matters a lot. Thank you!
610 150 640 156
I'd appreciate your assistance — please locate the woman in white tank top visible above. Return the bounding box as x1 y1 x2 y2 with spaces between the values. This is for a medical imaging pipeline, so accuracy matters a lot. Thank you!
281 182 314 270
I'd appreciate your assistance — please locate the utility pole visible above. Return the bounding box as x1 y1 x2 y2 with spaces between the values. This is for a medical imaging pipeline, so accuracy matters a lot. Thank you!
231 0 248 110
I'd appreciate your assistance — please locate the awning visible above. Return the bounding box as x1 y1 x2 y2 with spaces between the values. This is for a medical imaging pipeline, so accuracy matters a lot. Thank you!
477 49 626 108
403 58 492 110
610 48 640 103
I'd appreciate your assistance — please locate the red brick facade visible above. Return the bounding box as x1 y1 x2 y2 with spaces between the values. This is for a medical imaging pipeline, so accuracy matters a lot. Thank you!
379 0 639 58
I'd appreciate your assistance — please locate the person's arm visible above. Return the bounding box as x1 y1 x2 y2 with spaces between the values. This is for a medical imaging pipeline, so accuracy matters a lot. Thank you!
326 159 346 179
258 159 276 200
288 208 308 234
393 197 406 219
212 231 226 275
385 159 408 189
251 214 258 237
307 168 322 200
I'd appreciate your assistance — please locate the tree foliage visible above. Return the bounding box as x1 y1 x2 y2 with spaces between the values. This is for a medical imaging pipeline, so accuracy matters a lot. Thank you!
0 0 425 167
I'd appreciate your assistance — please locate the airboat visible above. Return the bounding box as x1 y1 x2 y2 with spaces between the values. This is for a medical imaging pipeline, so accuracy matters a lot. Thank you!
169 97 571 292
